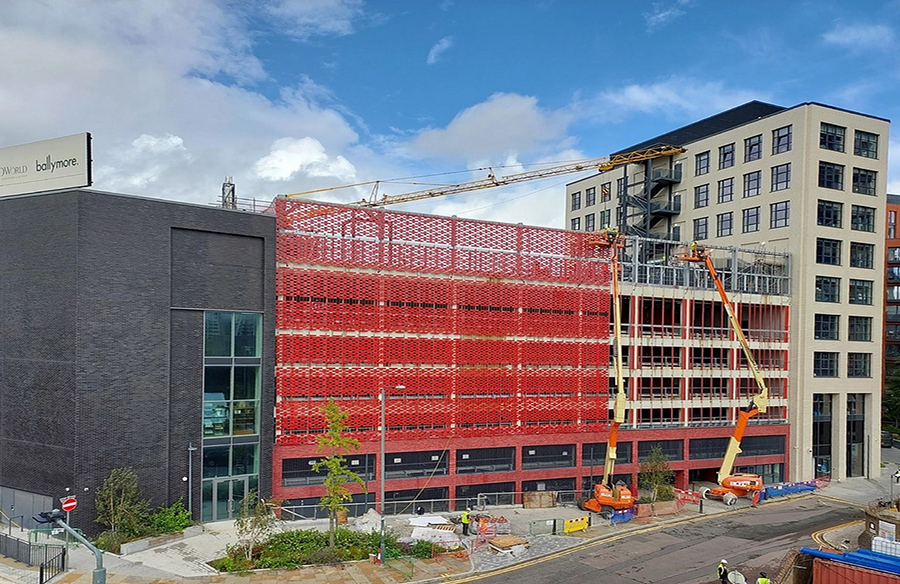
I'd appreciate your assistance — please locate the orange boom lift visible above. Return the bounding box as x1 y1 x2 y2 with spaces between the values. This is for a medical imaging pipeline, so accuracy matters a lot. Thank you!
680 243 768 505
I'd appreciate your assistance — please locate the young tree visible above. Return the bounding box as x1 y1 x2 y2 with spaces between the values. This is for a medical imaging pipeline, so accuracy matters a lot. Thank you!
94 467 151 538
234 489 276 563
638 445 675 503
313 399 366 548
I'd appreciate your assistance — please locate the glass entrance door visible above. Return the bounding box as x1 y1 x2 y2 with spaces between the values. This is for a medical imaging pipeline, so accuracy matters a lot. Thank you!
211 476 249 521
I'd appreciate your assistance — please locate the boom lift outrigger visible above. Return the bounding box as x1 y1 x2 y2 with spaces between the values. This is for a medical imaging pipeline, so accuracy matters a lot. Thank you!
680 243 768 505
578 229 634 517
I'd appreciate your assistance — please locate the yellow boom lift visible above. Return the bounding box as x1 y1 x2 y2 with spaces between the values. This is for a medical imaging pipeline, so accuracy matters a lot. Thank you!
680 243 768 505
577 229 634 517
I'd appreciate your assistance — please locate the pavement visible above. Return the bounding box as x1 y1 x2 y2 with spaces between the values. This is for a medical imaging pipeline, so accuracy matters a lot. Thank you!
4 453 900 584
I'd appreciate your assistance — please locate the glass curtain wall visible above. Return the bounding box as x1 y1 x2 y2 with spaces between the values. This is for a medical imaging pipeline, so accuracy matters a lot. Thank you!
201 312 262 522
847 394 866 477
813 394 832 478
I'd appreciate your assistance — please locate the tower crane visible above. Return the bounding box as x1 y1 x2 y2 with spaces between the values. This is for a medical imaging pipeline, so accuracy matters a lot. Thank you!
284 144 684 207
680 243 768 505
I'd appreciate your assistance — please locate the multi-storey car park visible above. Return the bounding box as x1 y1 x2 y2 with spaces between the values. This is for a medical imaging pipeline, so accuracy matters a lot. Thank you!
272 198 791 513
566 100 889 483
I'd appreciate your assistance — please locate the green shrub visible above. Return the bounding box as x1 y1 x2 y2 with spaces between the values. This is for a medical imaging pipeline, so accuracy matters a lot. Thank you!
147 497 192 535
655 485 675 502
412 539 433 559
307 547 343 565
210 554 253 573
94 530 127 554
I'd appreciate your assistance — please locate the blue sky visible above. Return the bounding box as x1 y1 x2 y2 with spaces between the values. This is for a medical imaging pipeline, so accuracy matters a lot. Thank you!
2 0 899 228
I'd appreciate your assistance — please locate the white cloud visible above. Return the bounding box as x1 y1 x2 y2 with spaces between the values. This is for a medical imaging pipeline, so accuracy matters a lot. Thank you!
823 23 895 52
427 36 454 64
254 137 357 182
408 93 573 164
582 77 766 122
266 0 365 40
0 0 368 204
644 0 693 31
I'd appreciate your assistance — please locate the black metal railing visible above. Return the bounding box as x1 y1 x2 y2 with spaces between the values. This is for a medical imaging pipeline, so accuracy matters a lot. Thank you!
39 547 65 584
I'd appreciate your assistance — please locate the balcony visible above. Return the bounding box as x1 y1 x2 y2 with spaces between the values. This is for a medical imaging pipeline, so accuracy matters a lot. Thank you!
652 166 683 185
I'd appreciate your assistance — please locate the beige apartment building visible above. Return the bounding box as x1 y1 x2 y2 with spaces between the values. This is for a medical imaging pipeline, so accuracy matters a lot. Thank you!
566 101 889 483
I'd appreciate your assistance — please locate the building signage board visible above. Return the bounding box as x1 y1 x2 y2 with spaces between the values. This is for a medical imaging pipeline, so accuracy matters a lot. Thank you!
0 133 92 197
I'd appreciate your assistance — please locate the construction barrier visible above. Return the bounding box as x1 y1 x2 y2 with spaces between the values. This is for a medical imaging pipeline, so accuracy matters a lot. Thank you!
610 507 635 524
432 541 469 562
757 478 823 503
476 516 511 537
564 516 589 534
674 488 702 504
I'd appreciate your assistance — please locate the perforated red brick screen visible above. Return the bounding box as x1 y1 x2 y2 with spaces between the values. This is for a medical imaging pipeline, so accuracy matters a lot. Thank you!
275 199 611 444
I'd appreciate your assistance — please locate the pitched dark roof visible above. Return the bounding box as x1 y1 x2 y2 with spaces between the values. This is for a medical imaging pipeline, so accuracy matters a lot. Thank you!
613 100 786 154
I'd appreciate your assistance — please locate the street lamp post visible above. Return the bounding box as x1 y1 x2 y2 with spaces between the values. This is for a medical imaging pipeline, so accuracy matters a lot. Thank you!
379 384 404 566
188 443 198 519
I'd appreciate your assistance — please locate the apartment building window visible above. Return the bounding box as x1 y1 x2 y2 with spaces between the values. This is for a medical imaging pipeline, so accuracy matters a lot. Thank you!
745 134 762 162
814 314 840 340
854 130 879 158
672 224 681 241
889 286 900 301
570 217 581 231
743 171 761 197
770 201 790 228
585 213 595 232
772 125 792 154
889 247 900 263
694 184 709 208
852 168 877 195
820 123 846 152
601 182 611 202
847 353 872 378
716 212 733 237
890 211 897 239
717 178 734 203
585 187 596 206
815 276 840 302
813 352 839 377
890 267 900 281
817 200 843 228
742 207 760 233
849 279 873 305
771 163 791 191
693 217 709 240
600 209 611 229
816 238 841 265
819 162 844 190
849 242 874 269
695 151 710 175
848 316 873 341
616 177 626 197
719 143 735 169
571 191 581 211
850 205 875 232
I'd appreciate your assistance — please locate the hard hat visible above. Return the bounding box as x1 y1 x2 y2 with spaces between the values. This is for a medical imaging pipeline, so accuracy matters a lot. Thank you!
759 572 766 577
466 507 471 511
721 559 728 564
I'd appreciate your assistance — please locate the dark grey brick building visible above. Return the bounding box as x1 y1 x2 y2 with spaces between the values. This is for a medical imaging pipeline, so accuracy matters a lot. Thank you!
0 189 275 532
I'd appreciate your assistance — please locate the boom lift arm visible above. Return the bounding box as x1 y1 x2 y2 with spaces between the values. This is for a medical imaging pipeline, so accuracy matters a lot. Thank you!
577 229 634 517
680 243 768 504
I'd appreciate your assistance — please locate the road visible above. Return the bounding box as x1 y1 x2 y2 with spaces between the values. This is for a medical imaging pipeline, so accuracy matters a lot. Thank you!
469 496 861 584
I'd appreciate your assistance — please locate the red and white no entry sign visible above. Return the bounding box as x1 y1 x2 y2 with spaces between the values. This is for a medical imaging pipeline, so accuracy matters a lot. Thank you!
61 497 77 512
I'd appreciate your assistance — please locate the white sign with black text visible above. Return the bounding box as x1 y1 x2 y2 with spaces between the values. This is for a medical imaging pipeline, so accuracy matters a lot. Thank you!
0 133 92 197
